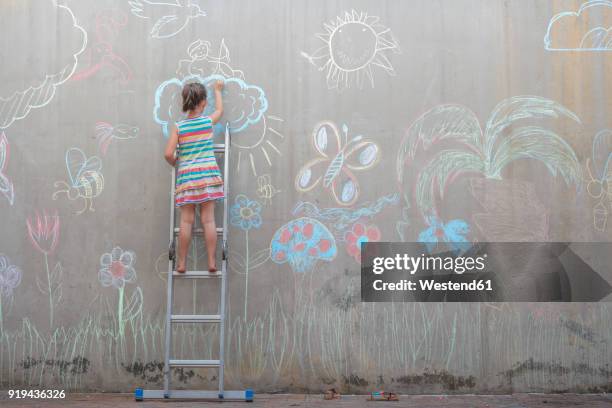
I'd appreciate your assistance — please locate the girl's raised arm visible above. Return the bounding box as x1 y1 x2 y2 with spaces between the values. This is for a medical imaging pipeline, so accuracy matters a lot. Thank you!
164 125 179 166
209 80 224 125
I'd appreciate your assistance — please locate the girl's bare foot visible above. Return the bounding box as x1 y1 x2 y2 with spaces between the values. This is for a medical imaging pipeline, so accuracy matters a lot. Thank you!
208 266 217 273
176 263 186 273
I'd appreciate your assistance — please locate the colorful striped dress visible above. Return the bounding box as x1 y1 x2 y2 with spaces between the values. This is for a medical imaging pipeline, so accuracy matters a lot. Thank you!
175 115 224 206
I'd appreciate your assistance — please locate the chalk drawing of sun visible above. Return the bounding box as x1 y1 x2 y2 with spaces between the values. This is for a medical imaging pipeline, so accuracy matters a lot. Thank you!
302 10 401 90
233 114 285 176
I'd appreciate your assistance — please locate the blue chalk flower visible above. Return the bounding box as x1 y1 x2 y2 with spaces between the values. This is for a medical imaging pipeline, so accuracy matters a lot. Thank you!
230 194 262 231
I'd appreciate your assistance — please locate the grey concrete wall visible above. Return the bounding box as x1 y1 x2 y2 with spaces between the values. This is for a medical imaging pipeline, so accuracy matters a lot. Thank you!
0 0 611 394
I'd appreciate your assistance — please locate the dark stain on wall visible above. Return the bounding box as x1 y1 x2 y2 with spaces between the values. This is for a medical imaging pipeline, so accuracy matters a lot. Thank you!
501 358 612 382
122 360 164 382
343 374 369 387
20 356 90 375
122 360 207 384
394 370 477 390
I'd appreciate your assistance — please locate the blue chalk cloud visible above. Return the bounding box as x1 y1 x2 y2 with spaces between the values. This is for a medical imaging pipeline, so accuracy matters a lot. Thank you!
154 74 268 138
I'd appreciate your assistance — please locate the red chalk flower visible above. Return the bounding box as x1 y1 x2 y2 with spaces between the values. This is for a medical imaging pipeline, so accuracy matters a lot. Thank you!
26 210 60 255
345 222 381 262
99 247 136 289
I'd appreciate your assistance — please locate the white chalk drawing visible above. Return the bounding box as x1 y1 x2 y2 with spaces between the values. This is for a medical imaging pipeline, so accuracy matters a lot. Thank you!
396 192 412 241
470 178 549 241
397 96 582 221
177 39 245 79
295 121 380 206
53 148 104 214
544 0 612 51
128 0 206 39
72 9 132 84
586 130 612 231
0 132 14 206
256 174 282 205
0 254 22 333
0 0 87 129
156 41 285 176
301 10 401 90
95 122 139 155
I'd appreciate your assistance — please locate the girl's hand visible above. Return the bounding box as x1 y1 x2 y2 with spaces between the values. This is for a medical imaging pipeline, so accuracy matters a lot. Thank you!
214 80 224 92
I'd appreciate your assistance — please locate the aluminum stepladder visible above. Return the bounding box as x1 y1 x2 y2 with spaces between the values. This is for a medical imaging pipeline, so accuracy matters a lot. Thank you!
135 125 254 402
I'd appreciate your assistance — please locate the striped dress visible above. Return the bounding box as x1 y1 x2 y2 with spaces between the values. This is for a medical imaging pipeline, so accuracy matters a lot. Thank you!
175 115 224 206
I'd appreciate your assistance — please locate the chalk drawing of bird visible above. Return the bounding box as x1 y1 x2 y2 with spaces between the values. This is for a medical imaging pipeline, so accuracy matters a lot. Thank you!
95 122 139 155
72 10 132 84
128 0 207 39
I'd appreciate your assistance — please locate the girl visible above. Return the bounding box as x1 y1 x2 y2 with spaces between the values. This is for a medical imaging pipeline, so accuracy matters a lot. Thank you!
164 80 224 273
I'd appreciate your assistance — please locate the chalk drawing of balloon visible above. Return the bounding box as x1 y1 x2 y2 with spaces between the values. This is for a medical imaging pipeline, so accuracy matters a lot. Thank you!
295 121 380 206
270 217 337 273
301 10 401 90
52 148 104 214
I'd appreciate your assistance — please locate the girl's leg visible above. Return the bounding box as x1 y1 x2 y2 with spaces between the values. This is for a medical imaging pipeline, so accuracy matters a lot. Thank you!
200 200 217 271
176 204 195 273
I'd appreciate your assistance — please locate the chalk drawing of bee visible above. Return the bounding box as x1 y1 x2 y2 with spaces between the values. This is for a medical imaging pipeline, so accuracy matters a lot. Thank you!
295 121 380 206
53 148 104 214
256 174 281 205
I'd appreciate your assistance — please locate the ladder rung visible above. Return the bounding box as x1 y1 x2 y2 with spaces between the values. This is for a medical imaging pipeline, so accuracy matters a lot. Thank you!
171 314 221 323
169 359 220 368
174 227 223 235
172 270 222 278
213 144 225 153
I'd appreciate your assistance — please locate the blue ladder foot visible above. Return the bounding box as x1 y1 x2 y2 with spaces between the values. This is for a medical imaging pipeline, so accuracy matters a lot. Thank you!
134 388 143 402
246 388 254 402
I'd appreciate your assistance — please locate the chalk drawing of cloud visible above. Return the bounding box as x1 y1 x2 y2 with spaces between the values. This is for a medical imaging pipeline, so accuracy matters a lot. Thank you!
154 74 268 138
0 0 87 129
544 0 612 51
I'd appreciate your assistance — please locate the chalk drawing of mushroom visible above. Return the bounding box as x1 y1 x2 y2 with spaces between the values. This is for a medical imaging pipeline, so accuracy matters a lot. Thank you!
270 217 337 273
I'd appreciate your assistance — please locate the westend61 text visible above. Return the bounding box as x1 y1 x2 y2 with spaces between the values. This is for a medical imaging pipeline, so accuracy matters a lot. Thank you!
373 279 493 292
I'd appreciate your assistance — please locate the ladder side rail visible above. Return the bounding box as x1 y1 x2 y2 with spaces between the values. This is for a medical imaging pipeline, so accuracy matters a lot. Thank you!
218 125 231 396
163 163 178 396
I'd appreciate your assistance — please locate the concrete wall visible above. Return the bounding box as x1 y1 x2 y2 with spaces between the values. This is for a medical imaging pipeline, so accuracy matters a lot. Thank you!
0 0 611 394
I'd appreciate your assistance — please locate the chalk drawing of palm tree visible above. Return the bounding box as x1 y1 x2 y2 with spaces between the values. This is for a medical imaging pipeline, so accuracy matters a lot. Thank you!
396 96 582 220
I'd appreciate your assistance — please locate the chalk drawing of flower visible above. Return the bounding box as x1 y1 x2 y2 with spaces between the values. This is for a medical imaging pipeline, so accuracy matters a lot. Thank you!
0 254 21 298
99 247 136 289
26 210 60 255
418 216 471 254
270 217 337 273
345 222 381 262
230 194 262 231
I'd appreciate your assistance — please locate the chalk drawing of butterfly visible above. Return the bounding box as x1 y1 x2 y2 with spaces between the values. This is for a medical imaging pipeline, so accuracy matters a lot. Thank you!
295 121 380 206
53 148 105 214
